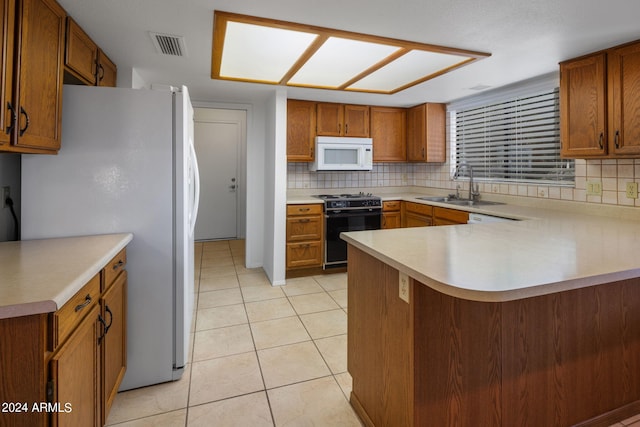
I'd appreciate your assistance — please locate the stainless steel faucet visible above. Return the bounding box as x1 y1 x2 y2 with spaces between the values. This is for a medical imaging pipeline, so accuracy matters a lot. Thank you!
453 162 480 201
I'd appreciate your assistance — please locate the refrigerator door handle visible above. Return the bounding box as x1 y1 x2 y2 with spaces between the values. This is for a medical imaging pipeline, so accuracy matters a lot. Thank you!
188 138 200 235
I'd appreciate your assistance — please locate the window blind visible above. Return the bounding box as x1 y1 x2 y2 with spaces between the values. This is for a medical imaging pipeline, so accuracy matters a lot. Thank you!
452 87 574 184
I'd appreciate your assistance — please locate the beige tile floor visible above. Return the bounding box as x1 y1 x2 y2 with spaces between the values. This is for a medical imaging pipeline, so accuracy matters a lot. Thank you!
105 240 362 426
103 239 640 427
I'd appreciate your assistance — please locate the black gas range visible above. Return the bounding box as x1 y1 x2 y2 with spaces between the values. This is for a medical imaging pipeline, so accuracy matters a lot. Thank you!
313 193 382 268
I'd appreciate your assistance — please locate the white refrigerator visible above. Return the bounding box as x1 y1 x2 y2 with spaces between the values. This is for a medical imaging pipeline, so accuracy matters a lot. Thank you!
21 85 200 390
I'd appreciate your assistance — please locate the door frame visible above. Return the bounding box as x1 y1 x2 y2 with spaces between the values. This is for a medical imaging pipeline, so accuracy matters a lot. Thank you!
192 103 247 240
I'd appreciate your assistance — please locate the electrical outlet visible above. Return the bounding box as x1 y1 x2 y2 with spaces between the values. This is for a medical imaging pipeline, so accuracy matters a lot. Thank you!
399 272 410 303
626 182 639 199
586 180 602 196
1 186 9 209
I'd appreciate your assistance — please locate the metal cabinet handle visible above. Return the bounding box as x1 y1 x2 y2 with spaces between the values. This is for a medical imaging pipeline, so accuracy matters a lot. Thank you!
5 102 15 135
97 63 105 82
345 123 349 134
598 132 604 150
19 107 29 136
614 130 620 149
422 147 425 159
104 305 113 334
98 314 107 343
299 208 310 212
298 218 310 223
113 260 124 270
74 294 92 312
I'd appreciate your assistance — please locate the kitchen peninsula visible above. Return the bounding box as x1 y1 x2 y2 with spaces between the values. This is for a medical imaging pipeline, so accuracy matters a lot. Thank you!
0 233 131 427
342 205 640 426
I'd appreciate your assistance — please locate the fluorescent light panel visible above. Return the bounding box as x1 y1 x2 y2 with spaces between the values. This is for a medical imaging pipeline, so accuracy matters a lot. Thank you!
219 21 316 82
289 37 399 88
212 12 491 94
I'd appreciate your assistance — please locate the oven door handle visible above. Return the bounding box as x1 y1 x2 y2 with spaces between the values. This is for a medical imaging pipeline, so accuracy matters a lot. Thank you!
325 210 382 219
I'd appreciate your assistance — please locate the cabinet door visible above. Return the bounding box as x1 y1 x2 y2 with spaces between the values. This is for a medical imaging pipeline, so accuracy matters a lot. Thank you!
344 104 369 137
97 49 117 87
50 304 100 427
403 212 432 227
65 17 98 85
0 0 14 147
608 41 640 156
102 271 127 422
371 107 406 162
316 102 343 136
406 104 426 161
14 0 65 151
560 53 607 158
382 211 401 229
287 99 316 161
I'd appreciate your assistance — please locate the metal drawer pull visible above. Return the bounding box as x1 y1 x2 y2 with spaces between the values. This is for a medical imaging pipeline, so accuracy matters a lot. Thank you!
614 130 620 149
298 219 310 223
113 260 124 270
74 294 92 312
598 132 604 149
299 208 310 212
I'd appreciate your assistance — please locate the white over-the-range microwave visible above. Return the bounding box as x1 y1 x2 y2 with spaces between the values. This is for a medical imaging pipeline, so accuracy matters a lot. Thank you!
309 136 373 171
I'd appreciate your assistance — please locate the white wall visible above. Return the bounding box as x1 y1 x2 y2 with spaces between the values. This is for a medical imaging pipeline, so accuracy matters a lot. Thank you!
261 89 287 285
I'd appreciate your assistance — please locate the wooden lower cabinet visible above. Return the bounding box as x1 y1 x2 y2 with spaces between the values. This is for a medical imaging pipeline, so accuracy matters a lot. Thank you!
50 303 101 427
382 201 401 229
286 204 324 270
432 206 469 225
348 245 640 427
402 201 432 227
0 248 127 427
101 270 127 419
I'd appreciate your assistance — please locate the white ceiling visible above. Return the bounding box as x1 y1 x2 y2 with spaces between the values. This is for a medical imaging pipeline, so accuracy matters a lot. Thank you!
57 0 640 107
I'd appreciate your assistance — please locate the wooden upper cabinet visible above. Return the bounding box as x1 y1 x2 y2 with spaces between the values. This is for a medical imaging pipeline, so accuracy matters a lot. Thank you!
65 17 98 85
407 103 446 163
371 106 406 162
343 104 370 137
0 0 15 148
64 16 117 88
316 102 342 136
560 53 607 158
13 0 66 152
608 41 640 156
287 99 316 161
560 39 640 159
316 102 369 137
97 49 117 87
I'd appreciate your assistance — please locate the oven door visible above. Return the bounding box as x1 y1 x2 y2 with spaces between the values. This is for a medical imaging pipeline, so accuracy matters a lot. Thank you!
324 209 381 267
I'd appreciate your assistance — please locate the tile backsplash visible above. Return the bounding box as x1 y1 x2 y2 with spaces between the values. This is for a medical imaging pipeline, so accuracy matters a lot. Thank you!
287 159 640 208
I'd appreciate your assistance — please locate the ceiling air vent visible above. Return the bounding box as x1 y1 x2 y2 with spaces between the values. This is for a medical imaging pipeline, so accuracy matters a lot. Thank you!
150 32 187 57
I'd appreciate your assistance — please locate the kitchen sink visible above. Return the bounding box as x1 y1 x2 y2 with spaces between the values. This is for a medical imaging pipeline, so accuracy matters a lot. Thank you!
417 196 505 207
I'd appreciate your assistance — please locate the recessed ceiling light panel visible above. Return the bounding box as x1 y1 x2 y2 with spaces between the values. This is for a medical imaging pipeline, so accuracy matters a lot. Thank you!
348 50 470 92
212 11 491 94
289 37 400 88
219 21 316 83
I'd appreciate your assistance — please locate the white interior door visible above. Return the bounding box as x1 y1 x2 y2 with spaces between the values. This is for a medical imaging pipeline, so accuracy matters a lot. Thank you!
193 109 245 240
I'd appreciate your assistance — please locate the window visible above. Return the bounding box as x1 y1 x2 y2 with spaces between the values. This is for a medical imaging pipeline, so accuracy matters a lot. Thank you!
450 75 574 185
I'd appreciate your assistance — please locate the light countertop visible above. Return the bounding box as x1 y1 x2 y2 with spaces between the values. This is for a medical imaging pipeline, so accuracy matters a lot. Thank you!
0 233 133 319
286 187 640 302
341 198 640 302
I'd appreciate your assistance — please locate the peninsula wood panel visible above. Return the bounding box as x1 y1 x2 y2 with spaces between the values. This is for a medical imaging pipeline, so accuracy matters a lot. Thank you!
347 246 412 427
347 243 640 427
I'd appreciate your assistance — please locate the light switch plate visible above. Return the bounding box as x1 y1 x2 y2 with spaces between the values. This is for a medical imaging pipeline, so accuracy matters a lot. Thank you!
399 272 410 303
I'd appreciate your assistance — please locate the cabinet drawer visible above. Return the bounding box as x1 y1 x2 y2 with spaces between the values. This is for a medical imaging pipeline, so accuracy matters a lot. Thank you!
53 273 101 349
404 201 433 216
287 216 323 241
103 248 127 291
287 204 323 216
286 241 323 269
383 200 401 212
433 207 469 225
